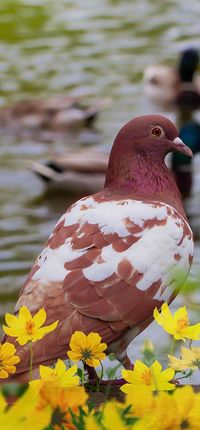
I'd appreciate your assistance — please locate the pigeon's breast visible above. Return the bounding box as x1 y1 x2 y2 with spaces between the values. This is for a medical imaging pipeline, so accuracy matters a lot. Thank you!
30 195 193 304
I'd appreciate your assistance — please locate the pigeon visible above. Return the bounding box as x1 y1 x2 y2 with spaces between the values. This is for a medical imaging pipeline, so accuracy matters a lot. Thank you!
4 115 194 381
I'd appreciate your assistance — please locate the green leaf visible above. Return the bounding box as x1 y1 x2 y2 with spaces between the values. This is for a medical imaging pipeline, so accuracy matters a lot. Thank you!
105 363 122 379
2 382 28 398
77 368 84 379
108 353 116 361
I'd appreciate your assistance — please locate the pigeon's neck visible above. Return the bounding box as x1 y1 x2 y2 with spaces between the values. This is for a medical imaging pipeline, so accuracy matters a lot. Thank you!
105 152 186 217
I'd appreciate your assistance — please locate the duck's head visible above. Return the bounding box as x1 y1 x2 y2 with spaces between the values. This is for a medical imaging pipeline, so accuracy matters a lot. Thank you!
143 65 178 105
178 48 199 82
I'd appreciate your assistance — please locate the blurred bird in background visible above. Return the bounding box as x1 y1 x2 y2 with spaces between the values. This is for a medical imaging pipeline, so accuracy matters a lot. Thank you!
144 48 200 111
0 95 109 135
172 121 200 198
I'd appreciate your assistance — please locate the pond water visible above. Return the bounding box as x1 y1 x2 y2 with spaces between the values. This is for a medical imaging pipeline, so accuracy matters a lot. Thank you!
0 0 200 376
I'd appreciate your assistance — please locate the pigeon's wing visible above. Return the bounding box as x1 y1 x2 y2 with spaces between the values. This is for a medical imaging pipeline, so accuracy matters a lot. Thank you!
11 194 193 372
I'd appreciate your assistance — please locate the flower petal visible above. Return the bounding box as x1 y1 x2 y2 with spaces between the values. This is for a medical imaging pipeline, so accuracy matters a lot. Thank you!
5 313 19 329
19 306 32 322
121 369 136 384
16 334 30 345
39 364 53 379
87 332 102 348
0 342 16 359
181 323 200 340
151 360 162 375
69 331 87 351
31 320 59 342
33 308 46 328
63 363 78 378
2 326 19 337
161 368 175 381
0 368 9 379
168 354 190 371
67 350 82 362
173 306 188 324
153 303 175 335
86 357 100 367
55 359 66 375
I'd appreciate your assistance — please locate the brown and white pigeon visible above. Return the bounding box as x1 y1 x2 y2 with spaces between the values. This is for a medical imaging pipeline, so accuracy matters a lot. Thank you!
5 115 194 380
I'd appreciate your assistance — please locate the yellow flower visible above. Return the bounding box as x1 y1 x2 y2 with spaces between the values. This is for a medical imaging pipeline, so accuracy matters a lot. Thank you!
30 359 79 395
29 360 87 429
67 331 107 367
0 342 20 378
0 386 51 430
127 387 200 430
3 306 58 345
153 302 200 341
131 391 176 430
84 414 101 430
132 391 177 430
172 386 200 430
121 359 175 393
168 346 200 371
125 388 155 418
34 384 88 429
84 402 135 430
102 401 133 430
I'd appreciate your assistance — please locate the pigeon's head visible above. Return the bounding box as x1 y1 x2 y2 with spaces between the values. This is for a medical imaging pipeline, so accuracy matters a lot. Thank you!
105 115 192 194
110 115 192 160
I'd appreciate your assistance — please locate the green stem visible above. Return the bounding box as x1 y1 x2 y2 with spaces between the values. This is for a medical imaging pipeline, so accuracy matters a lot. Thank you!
100 361 104 381
176 370 194 380
29 341 33 381
81 362 85 386
95 361 104 392
189 340 193 349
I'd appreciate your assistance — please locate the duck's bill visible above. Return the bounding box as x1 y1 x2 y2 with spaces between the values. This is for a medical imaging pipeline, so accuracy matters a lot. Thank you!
173 137 193 157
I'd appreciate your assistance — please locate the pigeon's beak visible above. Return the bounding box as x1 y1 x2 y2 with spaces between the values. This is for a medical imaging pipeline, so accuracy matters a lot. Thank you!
173 137 193 157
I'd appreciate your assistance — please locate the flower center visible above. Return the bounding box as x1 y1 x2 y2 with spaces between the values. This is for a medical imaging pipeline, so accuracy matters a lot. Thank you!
181 419 189 429
194 359 200 369
141 369 152 385
25 320 35 335
177 316 189 331
82 349 92 360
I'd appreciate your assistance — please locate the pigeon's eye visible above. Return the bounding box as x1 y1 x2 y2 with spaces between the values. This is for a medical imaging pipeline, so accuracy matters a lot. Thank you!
151 126 164 138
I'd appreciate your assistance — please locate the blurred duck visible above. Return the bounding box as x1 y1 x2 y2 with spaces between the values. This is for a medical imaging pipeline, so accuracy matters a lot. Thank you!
31 149 108 194
144 48 200 109
0 95 109 134
172 121 200 198
31 121 200 198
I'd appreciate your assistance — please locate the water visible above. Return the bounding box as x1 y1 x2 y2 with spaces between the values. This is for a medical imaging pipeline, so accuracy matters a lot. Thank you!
0 0 200 379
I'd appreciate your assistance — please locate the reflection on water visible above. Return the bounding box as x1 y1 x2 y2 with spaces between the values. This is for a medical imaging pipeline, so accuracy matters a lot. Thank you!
0 0 200 329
